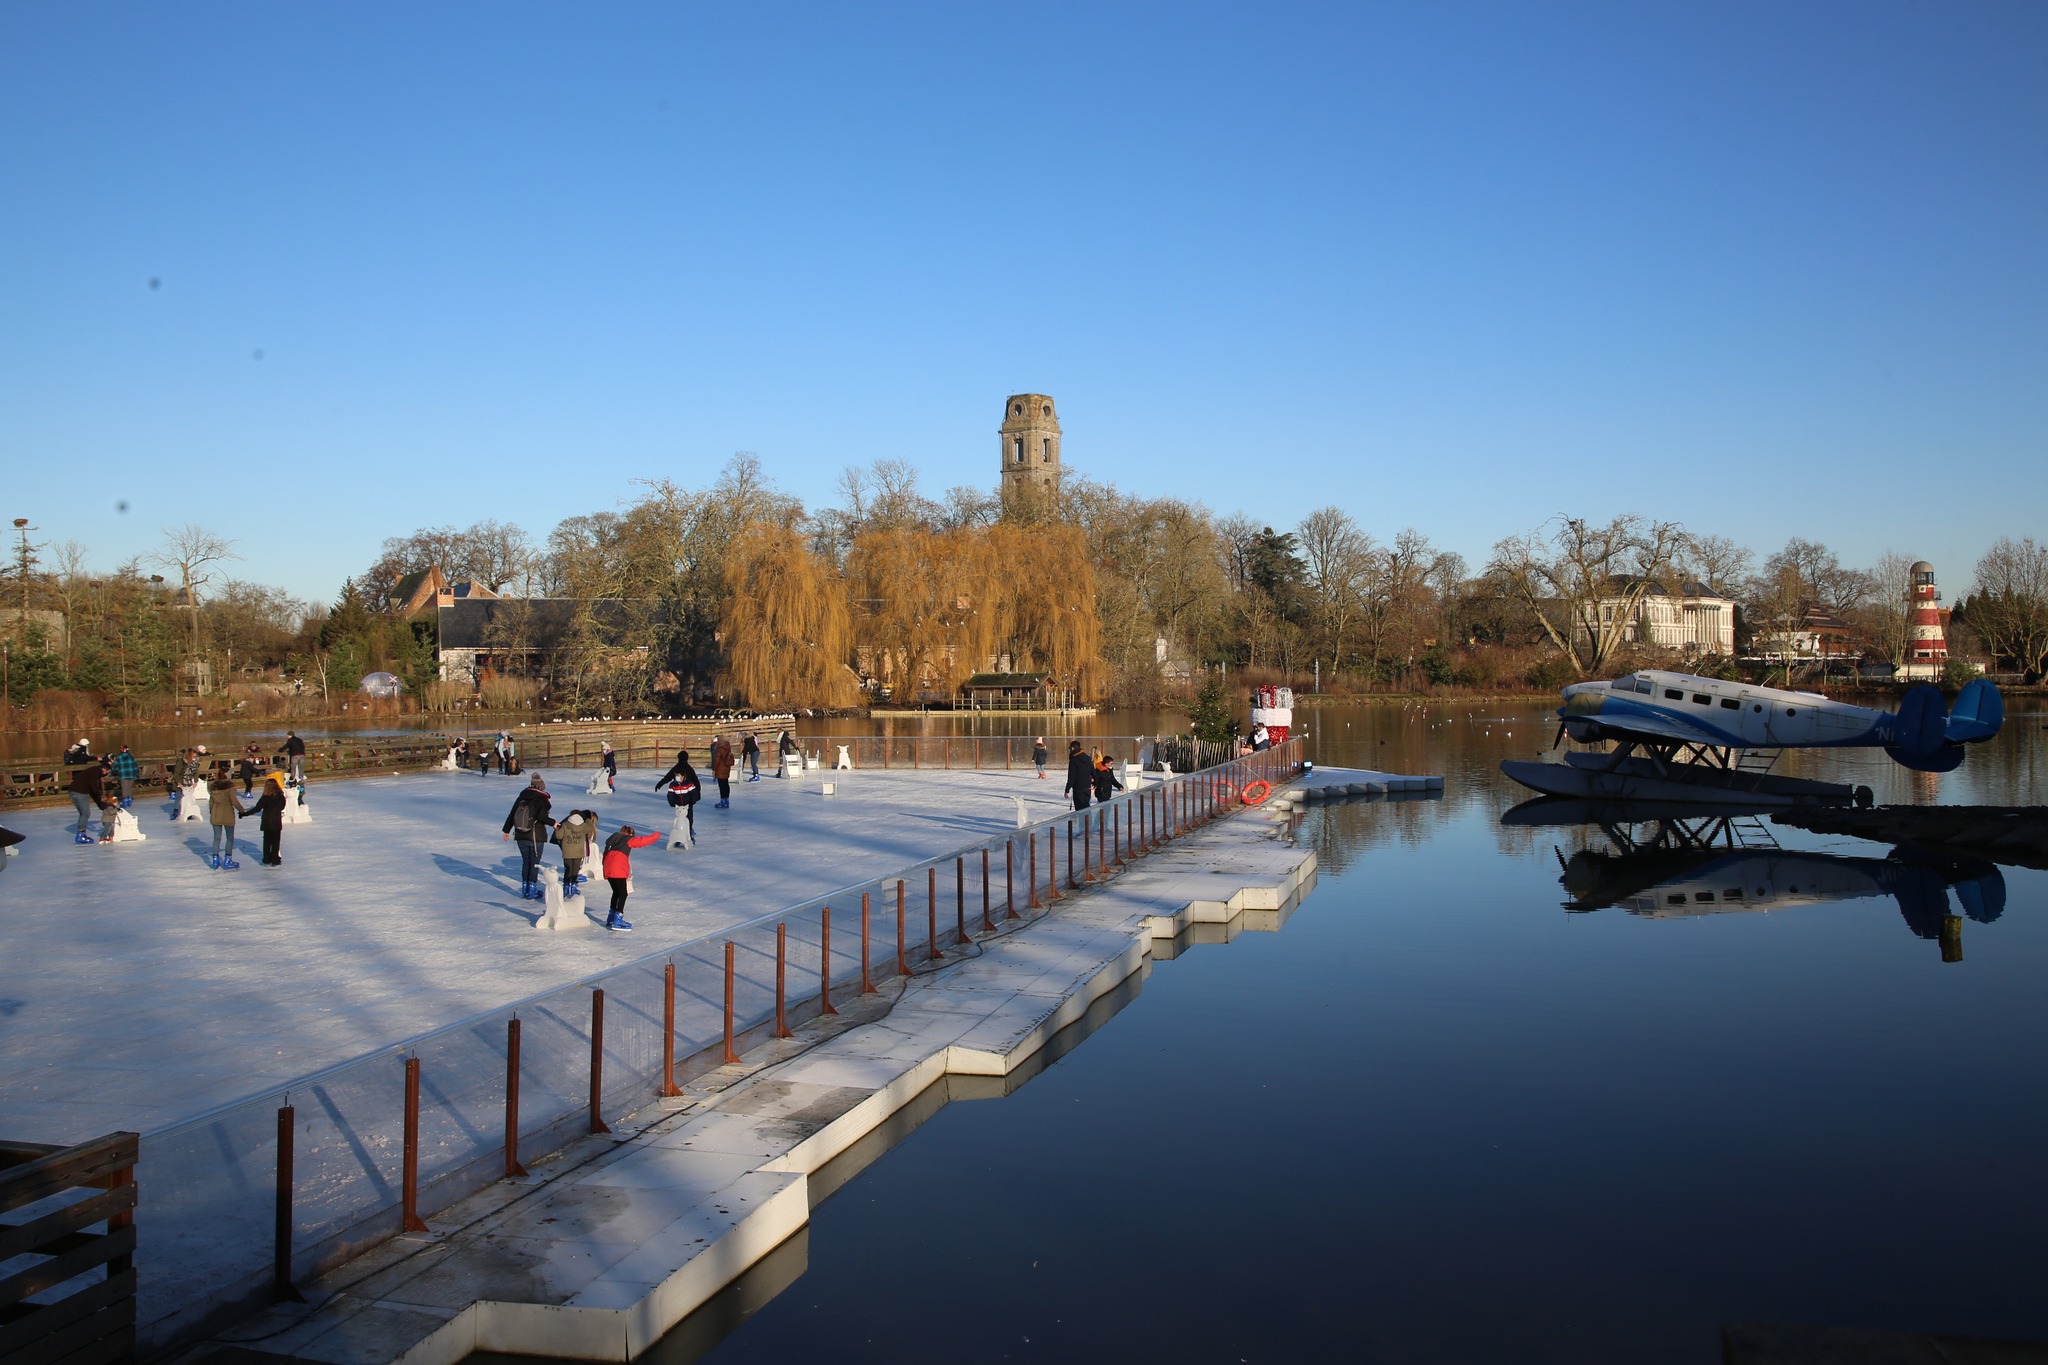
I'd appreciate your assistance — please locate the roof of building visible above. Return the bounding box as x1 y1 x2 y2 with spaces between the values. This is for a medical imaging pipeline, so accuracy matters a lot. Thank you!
961 672 1051 689
1604 575 1735 601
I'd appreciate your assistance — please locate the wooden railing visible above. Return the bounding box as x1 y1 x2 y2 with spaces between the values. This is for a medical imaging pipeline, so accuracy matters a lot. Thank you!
0 1131 139 1365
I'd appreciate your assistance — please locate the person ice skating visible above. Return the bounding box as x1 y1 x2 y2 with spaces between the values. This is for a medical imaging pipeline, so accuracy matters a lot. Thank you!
742 732 761 781
502 774 556 899
64 740 100 839
554 811 595 896
238 743 262 795
174 748 204 821
284 730 307 782
1062 740 1094 811
600 742 617 789
1032 737 1048 779
240 774 289 865
475 739 493 777
504 734 520 775
599 824 660 931
710 735 734 808
1091 747 1124 804
654 751 701 847
776 730 798 777
111 745 140 807
207 773 247 868
65 743 102 843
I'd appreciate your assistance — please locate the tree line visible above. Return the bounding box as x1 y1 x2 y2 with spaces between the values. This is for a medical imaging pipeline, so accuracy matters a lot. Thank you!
7 456 2048 721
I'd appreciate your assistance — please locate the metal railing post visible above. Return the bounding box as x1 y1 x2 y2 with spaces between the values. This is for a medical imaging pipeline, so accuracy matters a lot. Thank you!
274 1103 300 1300
401 1056 428 1232
956 856 970 944
589 989 611 1134
505 1018 527 1176
723 942 740 1064
1028 834 1041 909
928 866 943 960
661 962 680 1096
821 908 838 1015
896 880 910 976
1006 839 1018 918
861 891 876 994
775 924 792 1038
982 848 994 932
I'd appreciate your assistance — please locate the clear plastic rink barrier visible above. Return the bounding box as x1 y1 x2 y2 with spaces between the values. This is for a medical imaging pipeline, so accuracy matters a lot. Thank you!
130 743 1300 1343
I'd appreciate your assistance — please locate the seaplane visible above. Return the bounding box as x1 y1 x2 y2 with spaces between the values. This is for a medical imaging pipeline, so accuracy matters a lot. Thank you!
1500 670 2003 807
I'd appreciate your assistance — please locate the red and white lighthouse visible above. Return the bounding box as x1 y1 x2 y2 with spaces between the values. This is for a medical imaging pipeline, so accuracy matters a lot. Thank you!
1901 560 1949 681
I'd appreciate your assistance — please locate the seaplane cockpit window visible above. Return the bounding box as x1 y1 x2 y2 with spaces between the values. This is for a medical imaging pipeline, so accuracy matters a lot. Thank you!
1636 678 1654 693
1692 693 1711 705
1720 698 1740 709
1664 688 1684 700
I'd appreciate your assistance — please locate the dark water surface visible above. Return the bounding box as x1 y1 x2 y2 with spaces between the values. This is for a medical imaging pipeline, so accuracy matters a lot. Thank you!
528 702 2048 1363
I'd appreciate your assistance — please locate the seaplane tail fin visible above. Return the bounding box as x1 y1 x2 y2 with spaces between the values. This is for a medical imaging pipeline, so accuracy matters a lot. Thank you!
1945 678 2004 744
1885 685 1963 772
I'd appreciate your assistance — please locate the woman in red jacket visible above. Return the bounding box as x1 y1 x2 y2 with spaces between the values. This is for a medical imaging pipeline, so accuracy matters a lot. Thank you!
599 824 660 932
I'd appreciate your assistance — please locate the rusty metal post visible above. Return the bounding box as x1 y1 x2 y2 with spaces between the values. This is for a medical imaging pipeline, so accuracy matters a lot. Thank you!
505 1019 527 1177
723 941 740 1064
896 879 910 976
956 856 970 944
927 866 943 960
1028 833 1041 908
1114 801 1125 865
1006 839 1018 918
1068 818 1079 888
821 907 838 1015
589 989 611 1134
1083 810 1095 882
401 1056 428 1232
661 962 680 1096
775 924 792 1038
982 848 994 932
1049 825 1064 900
274 1104 300 1300
861 891 876 994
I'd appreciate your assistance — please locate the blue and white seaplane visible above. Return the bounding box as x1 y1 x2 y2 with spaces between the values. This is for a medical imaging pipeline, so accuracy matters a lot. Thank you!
1500 670 2004 807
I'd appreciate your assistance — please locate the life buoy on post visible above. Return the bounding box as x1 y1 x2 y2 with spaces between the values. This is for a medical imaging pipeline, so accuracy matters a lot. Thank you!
1242 780 1271 805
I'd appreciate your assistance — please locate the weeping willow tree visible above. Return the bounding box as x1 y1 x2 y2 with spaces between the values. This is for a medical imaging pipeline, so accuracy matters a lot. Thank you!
721 523 860 709
844 524 1102 701
990 523 1102 698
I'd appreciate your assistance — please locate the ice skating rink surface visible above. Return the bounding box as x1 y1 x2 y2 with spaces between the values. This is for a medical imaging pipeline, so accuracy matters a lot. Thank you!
0 765 1085 1142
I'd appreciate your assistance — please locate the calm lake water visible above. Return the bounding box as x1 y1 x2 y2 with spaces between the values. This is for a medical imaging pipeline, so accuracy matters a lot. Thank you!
551 697 2047 1365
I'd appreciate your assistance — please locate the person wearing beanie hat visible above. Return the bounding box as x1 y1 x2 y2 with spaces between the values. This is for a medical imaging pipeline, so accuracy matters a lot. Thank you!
501 773 556 899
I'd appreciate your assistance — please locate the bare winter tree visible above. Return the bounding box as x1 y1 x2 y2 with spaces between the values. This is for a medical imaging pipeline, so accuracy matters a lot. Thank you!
1759 538 1871 617
1678 533 1753 597
1970 536 2048 681
148 524 239 667
1295 507 1372 672
1488 514 1687 676
1862 550 1917 665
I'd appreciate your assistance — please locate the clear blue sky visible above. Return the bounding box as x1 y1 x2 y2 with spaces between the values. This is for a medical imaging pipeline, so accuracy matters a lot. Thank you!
4 2 2043 608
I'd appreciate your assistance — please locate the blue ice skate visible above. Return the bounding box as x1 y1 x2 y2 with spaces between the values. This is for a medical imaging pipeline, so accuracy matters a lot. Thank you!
221 857 241 870
75 830 93 844
209 855 221 869
605 916 633 932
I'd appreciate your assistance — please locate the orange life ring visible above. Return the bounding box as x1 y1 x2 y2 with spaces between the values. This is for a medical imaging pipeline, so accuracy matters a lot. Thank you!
1241 779 1271 805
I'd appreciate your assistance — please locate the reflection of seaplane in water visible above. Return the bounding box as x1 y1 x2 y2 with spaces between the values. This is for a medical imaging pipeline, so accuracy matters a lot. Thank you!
1502 797 2006 961
1500 671 2004 807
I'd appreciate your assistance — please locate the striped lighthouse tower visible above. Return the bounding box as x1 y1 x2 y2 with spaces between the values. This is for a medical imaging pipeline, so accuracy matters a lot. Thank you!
1902 560 1949 681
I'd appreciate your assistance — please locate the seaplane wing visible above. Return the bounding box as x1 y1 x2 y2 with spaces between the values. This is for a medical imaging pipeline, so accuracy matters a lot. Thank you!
1561 700 1731 749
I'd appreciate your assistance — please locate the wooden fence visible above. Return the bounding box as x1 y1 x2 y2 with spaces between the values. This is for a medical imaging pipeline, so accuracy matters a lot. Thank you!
0 1132 139 1365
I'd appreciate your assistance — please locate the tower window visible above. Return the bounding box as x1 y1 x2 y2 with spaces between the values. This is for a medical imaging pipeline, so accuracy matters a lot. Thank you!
1042 404 1052 416
1012 404 1022 417
1041 438 1051 462
1014 437 1024 462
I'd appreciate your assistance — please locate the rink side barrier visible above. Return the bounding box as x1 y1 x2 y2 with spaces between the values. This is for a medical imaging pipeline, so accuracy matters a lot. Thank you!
3 734 1196 809
123 739 1303 1353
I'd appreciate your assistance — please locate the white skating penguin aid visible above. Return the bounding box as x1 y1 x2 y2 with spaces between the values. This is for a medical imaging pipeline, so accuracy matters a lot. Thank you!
668 806 695 850
103 807 147 843
586 768 613 796
533 864 577 930
176 782 205 822
281 781 312 825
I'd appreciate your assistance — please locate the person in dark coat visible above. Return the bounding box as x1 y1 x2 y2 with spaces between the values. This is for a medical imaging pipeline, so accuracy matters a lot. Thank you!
1032 737 1048 780
239 773 289 866
1062 740 1095 811
742 732 761 780
283 730 308 782
238 743 262 795
654 751 702 842
1090 747 1123 803
501 774 556 899
65 741 102 843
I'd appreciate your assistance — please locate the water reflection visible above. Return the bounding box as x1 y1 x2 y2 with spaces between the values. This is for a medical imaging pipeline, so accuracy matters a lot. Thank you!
1504 797 2009 961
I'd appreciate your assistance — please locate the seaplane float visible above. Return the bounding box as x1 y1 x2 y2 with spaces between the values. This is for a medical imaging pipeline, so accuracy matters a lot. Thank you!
1500 670 2003 808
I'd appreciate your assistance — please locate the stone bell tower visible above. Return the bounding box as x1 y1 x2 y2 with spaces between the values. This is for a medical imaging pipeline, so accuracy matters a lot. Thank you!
998 393 1061 498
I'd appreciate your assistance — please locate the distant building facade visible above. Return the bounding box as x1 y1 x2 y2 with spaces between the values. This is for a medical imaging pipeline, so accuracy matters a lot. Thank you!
998 393 1061 499
1589 579 1737 656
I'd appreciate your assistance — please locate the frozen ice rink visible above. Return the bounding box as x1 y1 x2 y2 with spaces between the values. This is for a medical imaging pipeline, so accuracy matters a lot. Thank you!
0 763 1088 1143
